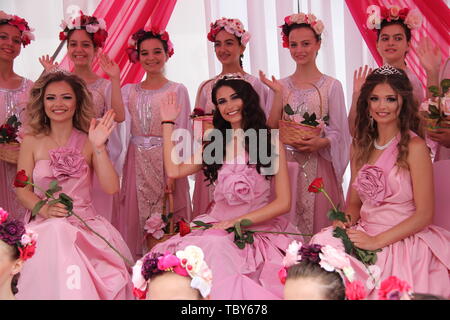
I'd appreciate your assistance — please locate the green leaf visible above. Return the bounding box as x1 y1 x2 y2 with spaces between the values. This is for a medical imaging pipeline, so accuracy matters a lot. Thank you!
246 231 254 244
284 104 294 115
47 180 62 196
225 227 234 234
440 79 450 94
32 200 47 217
333 227 354 254
240 219 253 227
327 209 347 222
428 85 440 96
193 220 213 228
234 221 242 238
47 199 60 206
58 193 73 211
235 240 245 249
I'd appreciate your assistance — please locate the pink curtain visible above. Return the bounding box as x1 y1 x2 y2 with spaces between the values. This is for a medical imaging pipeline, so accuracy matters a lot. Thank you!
345 0 450 89
59 0 177 85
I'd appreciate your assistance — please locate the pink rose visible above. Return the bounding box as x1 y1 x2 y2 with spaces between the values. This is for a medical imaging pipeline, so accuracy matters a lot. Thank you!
216 166 256 206
85 23 99 34
389 6 400 19
0 207 9 224
144 213 166 239
319 245 350 271
158 253 188 276
240 32 251 46
354 164 386 205
283 241 302 267
404 10 422 29
345 280 366 300
49 147 88 180
378 276 412 300
278 267 287 284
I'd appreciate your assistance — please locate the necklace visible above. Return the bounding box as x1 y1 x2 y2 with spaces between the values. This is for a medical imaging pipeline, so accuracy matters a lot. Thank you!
374 135 397 150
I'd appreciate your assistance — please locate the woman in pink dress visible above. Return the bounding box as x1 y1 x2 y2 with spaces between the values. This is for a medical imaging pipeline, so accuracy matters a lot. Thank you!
192 18 269 218
116 28 192 259
261 13 350 235
311 65 450 299
0 11 34 222
40 12 126 223
348 5 426 137
15 71 133 299
152 75 301 300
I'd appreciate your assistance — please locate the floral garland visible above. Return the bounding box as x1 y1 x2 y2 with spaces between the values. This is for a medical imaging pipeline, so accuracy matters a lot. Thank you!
0 208 37 261
58 11 108 48
0 11 35 47
132 245 212 299
207 17 251 46
280 13 325 48
366 5 422 30
279 241 367 300
126 27 174 63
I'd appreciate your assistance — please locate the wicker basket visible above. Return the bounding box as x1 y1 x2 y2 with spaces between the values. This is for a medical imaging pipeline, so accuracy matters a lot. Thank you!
424 117 450 130
145 191 176 251
0 142 20 164
279 82 323 146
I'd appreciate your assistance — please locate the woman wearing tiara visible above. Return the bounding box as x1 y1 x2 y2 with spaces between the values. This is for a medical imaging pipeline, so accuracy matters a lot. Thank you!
260 13 350 235
192 18 269 218
39 11 125 223
0 11 35 221
116 27 192 258
311 65 450 299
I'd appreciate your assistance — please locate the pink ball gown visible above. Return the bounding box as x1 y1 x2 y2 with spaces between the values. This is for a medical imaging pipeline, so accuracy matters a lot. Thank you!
16 129 134 300
310 133 450 299
150 154 301 300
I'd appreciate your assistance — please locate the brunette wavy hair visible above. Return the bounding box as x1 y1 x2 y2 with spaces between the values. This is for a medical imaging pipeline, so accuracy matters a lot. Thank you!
26 71 95 135
202 78 274 184
353 67 422 170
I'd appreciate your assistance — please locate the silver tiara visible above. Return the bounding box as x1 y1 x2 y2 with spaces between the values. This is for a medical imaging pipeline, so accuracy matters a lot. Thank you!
214 72 247 84
373 64 402 76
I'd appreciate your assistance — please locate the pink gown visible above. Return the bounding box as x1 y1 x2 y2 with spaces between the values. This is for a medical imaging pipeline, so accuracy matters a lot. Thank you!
192 74 269 218
267 75 351 235
310 133 450 299
16 129 133 300
150 154 301 300
0 77 33 222
115 82 192 259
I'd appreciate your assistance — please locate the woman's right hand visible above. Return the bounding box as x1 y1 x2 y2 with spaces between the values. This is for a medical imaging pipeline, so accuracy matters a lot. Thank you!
259 70 283 94
353 65 372 94
39 55 59 71
160 91 181 122
40 202 68 219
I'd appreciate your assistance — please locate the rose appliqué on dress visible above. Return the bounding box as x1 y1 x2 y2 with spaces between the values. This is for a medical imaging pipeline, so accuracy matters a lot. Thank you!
49 147 88 180
214 164 257 206
353 164 386 205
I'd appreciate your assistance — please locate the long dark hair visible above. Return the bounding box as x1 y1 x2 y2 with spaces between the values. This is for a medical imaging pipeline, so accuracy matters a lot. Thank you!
202 79 274 184
353 68 421 169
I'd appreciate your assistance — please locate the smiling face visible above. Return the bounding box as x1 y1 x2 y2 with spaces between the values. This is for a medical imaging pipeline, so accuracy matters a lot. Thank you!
67 29 97 67
215 85 244 129
288 27 321 66
368 82 403 127
138 38 168 74
0 24 21 61
214 29 244 67
376 24 410 65
43 80 77 124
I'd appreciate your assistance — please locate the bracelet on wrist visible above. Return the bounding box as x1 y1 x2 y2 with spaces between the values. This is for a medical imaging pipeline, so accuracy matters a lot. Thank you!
161 120 175 125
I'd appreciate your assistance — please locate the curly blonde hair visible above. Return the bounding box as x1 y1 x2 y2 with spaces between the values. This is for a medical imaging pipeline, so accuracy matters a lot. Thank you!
26 71 95 135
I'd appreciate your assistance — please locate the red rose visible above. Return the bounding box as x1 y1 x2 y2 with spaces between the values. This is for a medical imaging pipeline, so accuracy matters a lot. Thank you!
378 276 412 300
160 32 169 41
14 170 28 188
132 287 147 300
178 220 191 237
345 280 366 300
93 29 108 47
192 108 205 117
59 31 67 41
18 242 36 261
398 8 409 20
308 177 324 193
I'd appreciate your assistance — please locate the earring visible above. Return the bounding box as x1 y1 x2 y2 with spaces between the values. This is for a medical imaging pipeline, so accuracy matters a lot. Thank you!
369 115 374 129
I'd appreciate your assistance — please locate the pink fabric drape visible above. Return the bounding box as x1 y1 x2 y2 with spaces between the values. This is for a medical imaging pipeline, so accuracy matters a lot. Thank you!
345 0 450 90
59 0 177 85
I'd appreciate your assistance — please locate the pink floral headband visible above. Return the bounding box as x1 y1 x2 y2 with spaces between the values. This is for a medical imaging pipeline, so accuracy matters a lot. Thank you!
378 276 413 300
0 11 35 47
132 245 212 299
280 13 325 48
279 241 367 300
207 17 251 46
59 11 108 48
126 27 174 63
0 208 38 261
366 5 422 30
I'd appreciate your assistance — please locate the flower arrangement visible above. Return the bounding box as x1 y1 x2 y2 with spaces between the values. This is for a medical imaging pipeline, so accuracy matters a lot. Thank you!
0 207 38 261
284 104 329 128
0 115 21 144
278 241 367 300
366 5 422 30
132 245 213 299
378 276 413 300
126 27 174 63
280 13 325 48
207 18 251 46
58 11 108 48
14 169 132 266
0 11 35 47
419 79 450 130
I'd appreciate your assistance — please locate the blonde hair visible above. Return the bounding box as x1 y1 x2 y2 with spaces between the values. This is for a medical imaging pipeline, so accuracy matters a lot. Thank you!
27 71 95 135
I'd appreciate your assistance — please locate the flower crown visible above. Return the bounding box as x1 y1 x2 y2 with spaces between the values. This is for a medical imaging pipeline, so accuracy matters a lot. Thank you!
207 18 251 46
373 64 403 76
366 5 422 31
280 13 325 48
58 11 108 48
132 245 212 299
379 276 413 300
279 241 366 300
126 27 174 63
0 11 35 47
0 208 38 261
